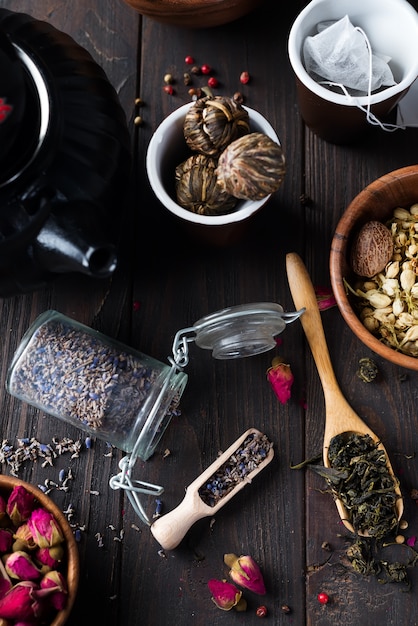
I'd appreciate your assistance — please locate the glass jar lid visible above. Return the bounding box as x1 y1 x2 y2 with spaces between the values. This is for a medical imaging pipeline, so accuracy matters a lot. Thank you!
192 302 304 359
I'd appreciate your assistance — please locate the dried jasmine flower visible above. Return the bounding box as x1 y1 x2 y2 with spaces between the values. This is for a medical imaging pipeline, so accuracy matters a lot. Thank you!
346 203 418 357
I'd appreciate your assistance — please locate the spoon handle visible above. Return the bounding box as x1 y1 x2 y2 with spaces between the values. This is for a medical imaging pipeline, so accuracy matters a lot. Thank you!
285 252 339 395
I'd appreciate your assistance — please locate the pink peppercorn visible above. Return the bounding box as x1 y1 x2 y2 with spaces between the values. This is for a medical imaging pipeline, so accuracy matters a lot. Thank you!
240 71 250 84
207 77 218 88
256 605 267 617
201 64 211 74
317 592 329 604
163 85 174 95
185 55 194 64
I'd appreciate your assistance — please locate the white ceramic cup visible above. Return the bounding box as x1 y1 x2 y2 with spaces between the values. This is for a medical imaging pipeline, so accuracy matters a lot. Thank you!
146 103 281 246
288 0 418 143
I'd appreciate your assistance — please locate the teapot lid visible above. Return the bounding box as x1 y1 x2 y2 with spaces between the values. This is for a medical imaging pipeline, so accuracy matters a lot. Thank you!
0 27 26 165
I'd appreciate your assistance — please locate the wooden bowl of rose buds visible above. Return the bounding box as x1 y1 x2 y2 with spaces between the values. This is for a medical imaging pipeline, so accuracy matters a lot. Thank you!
0 474 79 625
330 164 418 370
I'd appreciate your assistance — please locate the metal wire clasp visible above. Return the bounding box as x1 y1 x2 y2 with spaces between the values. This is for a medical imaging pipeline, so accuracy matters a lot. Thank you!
109 327 197 526
109 456 164 526
169 326 198 369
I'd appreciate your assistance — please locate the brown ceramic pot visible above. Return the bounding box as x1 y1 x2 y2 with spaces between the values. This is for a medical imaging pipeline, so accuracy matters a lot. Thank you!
121 0 266 28
330 164 418 370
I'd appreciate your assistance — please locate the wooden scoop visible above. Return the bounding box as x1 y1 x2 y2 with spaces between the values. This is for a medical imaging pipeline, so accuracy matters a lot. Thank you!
151 428 274 550
286 252 403 534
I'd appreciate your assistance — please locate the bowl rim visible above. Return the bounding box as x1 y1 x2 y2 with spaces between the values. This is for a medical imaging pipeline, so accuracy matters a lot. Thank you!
0 474 79 626
330 164 418 370
146 102 281 226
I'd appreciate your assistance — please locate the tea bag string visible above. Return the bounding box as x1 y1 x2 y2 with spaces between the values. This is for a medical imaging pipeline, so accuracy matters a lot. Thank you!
319 27 405 133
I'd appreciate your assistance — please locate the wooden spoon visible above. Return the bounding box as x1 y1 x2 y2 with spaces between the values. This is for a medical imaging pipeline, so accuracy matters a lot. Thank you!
286 252 403 535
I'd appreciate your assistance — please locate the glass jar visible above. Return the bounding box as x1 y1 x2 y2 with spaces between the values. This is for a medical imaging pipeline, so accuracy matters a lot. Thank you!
6 310 188 460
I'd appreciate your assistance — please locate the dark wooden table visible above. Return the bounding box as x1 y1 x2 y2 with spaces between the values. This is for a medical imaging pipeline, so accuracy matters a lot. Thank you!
1 1 418 624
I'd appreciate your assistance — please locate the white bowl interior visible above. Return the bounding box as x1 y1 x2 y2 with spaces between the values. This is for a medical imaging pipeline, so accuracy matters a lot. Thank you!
288 0 418 106
146 103 281 226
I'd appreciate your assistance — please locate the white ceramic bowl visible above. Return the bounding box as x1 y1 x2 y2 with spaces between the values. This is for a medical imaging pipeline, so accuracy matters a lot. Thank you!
146 102 282 246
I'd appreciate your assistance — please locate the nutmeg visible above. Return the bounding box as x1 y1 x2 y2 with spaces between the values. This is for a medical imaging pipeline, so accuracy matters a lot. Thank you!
350 220 394 278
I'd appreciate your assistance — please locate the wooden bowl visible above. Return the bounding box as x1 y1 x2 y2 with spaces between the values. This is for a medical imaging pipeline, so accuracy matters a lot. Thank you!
121 0 266 28
0 474 79 626
330 164 418 370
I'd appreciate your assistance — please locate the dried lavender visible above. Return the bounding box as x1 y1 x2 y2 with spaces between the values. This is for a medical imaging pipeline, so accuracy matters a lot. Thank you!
8 316 184 455
0 437 82 476
198 432 272 507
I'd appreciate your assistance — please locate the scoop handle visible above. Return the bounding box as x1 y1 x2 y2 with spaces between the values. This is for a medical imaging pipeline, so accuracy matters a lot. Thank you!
150 489 209 550
285 252 339 395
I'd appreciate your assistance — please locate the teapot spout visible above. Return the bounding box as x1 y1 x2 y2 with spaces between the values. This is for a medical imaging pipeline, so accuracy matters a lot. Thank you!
33 203 118 278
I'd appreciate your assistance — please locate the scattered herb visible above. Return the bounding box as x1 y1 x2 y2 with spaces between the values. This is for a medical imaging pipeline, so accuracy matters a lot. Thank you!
322 433 400 539
198 432 272 507
356 357 379 382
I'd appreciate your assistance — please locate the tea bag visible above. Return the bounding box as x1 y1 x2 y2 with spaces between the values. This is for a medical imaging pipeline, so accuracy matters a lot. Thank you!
303 15 396 95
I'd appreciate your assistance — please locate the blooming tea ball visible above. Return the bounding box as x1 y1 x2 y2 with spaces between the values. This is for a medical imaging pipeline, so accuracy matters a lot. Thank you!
183 95 250 157
216 132 286 200
175 153 238 215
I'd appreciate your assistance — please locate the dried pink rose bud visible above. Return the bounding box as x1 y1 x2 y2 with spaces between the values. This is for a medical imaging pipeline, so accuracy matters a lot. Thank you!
0 579 12 601
0 581 42 621
13 523 36 552
27 508 64 549
5 551 43 581
6 487 35 526
267 357 294 404
0 529 13 553
35 545 64 569
224 553 266 595
0 495 8 527
315 286 336 311
40 570 68 610
207 579 245 611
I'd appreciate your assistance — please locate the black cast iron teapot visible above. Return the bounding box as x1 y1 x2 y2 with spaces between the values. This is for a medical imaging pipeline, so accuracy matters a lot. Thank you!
0 9 131 296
